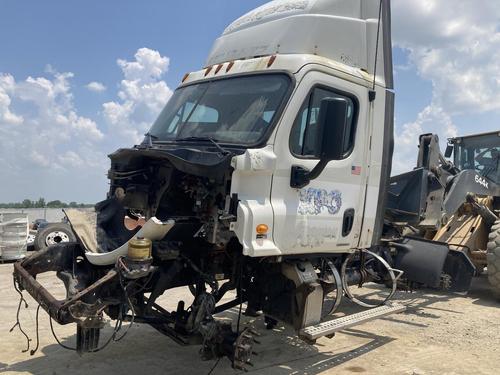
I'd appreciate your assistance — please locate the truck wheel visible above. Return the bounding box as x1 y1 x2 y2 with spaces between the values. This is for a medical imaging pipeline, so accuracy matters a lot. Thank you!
487 220 500 296
34 223 76 251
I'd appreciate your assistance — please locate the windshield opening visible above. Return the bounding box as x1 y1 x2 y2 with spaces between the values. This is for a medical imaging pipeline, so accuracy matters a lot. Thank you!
148 74 291 145
454 134 500 184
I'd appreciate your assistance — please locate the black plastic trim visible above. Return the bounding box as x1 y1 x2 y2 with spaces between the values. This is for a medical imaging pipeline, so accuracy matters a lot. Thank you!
372 90 394 245
382 0 394 90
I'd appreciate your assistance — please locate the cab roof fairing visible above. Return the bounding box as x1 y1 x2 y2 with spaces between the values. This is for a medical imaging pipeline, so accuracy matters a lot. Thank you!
205 0 393 90
180 54 377 89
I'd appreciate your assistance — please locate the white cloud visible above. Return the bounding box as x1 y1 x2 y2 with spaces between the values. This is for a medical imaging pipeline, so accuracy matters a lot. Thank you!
0 49 176 202
0 69 105 175
118 47 169 82
391 0 500 173
103 48 173 144
0 74 23 125
392 105 457 174
85 81 107 92
57 150 84 168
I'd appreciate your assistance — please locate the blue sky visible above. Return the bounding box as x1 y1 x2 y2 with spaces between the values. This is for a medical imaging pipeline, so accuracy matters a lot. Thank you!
0 1 263 112
0 0 499 203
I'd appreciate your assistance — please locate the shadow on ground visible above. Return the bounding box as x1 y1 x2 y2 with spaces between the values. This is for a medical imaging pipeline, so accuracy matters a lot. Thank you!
1 302 397 375
1 274 498 375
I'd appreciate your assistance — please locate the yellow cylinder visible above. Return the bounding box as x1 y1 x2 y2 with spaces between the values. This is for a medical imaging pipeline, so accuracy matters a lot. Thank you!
127 237 152 260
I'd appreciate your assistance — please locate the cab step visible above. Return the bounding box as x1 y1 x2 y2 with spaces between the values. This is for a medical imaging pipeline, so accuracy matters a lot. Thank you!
299 303 407 340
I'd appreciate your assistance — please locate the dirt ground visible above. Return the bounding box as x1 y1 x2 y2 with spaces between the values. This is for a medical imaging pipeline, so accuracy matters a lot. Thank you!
0 262 499 375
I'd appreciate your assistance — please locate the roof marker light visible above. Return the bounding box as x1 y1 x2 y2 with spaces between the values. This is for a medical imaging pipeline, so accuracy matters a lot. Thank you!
181 73 190 83
215 64 223 74
267 55 277 68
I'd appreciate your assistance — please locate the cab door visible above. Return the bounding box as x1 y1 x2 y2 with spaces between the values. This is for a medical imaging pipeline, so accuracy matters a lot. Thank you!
270 71 370 254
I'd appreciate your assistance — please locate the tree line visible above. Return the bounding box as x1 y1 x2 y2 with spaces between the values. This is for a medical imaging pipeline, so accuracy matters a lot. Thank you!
0 198 93 209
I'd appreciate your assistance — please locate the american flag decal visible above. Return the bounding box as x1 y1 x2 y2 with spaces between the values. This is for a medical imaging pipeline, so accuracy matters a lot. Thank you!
351 166 362 175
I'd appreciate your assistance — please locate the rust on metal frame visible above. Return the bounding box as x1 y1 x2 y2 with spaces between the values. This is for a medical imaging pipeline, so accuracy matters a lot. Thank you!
13 261 118 324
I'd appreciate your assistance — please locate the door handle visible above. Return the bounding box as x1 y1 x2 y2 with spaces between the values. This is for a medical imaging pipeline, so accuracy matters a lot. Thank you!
342 209 355 237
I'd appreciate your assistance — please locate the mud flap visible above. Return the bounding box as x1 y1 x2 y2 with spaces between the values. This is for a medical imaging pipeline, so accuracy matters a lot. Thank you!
392 237 476 292
392 237 449 288
442 249 476 292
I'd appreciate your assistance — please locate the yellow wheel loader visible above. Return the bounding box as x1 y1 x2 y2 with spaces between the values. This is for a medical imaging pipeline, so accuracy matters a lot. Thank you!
386 131 500 294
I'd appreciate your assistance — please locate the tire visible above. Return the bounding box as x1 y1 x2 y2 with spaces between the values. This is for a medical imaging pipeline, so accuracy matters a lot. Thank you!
487 220 500 295
34 223 76 251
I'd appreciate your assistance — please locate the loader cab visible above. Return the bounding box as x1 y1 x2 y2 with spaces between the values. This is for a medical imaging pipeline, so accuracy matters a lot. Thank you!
448 132 500 185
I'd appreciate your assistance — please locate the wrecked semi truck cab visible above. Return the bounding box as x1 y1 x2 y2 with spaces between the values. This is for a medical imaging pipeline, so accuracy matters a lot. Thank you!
13 0 404 368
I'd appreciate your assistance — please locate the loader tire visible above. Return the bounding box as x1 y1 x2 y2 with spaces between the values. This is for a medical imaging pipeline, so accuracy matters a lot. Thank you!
487 220 500 296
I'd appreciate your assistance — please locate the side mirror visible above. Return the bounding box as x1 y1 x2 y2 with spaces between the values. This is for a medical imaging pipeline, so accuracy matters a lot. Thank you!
315 97 350 161
444 144 453 158
290 97 350 189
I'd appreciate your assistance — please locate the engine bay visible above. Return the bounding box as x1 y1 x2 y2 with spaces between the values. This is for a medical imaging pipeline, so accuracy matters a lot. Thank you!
11 145 402 369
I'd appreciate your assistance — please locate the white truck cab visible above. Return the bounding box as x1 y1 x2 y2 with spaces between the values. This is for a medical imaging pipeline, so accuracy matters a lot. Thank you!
172 0 394 257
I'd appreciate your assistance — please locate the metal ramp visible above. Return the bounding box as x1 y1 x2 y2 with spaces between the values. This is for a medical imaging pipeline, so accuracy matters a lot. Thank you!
299 304 407 341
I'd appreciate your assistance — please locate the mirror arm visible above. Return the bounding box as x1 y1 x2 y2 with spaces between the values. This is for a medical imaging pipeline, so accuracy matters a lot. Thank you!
290 159 329 189
308 159 329 180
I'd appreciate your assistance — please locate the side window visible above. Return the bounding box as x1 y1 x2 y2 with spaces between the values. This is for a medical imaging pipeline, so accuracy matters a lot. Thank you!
290 87 356 158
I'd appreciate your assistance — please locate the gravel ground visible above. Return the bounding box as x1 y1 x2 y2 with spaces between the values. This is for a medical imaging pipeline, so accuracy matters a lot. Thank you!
0 262 499 375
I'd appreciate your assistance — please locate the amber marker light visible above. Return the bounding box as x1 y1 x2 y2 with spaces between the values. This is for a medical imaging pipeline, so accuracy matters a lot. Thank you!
181 73 190 83
267 55 277 67
215 64 224 74
256 224 269 235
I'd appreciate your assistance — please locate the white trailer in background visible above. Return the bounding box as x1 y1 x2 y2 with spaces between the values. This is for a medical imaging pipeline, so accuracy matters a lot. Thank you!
0 213 28 261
